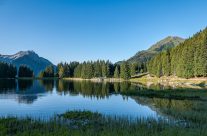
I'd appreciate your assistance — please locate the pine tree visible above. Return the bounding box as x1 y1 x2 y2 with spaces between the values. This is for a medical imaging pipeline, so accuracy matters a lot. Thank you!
58 65 65 78
39 65 55 78
18 65 34 77
120 61 130 80
162 50 171 76
130 63 137 77
0 62 17 78
114 66 120 78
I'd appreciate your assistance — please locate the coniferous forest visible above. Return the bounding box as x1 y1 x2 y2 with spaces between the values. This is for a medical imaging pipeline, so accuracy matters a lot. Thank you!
18 65 34 78
148 28 207 78
0 62 17 78
55 60 147 80
0 62 34 78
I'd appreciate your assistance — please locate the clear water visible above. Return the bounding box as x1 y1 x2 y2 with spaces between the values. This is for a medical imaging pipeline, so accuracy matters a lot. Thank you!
0 79 160 119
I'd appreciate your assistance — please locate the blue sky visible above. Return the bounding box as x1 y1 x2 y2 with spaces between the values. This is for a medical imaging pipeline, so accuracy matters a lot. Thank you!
0 0 207 64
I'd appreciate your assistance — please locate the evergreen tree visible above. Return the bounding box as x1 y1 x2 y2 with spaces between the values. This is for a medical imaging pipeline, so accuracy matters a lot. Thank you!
130 63 137 76
58 65 65 78
18 65 34 77
0 62 17 78
120 61 130 80
161 50 171 76
114 66 120 78
94 60 102 77
39 65 55 78
85 62 94 79
74 64 82 78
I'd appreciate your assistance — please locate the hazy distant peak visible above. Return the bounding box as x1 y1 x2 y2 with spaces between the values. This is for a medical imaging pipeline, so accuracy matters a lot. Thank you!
0 50 54 76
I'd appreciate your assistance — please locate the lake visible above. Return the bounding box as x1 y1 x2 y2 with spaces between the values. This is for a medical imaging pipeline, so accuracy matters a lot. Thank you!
0 79 161 119
0 79 206 121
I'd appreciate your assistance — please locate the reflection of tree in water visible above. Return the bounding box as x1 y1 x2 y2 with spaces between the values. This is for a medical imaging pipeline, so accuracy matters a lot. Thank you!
39 79 55 92
55 80 133 99
18 80 33 91
56 80 110 99
16 95 38 104
120 82 131 92
0 79 16 92
56 80 76 95
54 80 147 99
132 95 207 123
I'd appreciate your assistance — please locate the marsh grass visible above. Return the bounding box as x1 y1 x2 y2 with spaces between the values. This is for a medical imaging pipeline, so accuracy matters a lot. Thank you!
0 111 207 136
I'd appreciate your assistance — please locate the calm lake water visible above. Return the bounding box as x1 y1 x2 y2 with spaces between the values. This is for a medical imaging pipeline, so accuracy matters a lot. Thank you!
0 79 163 119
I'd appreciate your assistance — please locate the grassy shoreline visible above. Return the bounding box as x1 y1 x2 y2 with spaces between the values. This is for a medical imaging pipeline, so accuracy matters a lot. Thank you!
0 111 206 136
130 75 207 88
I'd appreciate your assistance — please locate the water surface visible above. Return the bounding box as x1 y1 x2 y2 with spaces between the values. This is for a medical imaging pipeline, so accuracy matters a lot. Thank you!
0 79 160 119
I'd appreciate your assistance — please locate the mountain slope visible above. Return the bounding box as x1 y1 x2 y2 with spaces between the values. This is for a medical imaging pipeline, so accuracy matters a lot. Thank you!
128 36 185 63
0 51 54 76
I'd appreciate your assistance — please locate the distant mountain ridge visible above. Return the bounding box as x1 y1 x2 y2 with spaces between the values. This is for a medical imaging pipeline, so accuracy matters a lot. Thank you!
127 36 185 63
0 51 54 76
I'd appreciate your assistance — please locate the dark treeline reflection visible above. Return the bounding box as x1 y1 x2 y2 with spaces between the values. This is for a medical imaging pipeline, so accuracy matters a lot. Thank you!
0 79 16 92
39 79 55 92
0 79 181 97
54 80 149 99
0 79 142 97
18 79 33 91
0 79 34 92
0 79 205 97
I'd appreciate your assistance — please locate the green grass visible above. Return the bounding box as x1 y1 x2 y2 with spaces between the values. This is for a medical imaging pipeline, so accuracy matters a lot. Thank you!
0 111 207 136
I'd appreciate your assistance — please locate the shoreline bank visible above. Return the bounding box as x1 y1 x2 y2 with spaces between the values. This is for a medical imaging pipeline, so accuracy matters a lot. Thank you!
63 77 124 82
130 75 207 89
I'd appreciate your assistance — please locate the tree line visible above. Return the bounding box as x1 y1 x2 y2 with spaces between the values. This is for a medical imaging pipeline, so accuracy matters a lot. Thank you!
56 60 147 80
39 60 147 80
148 28 207 78
0 62 34 78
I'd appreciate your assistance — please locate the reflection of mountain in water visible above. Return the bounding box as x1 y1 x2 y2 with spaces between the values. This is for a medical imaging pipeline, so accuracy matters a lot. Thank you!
0 80 47 104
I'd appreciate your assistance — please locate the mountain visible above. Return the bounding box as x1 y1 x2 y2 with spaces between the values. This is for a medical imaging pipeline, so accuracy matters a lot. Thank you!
148 28 207 78
0 51 54 76
127 36 185 63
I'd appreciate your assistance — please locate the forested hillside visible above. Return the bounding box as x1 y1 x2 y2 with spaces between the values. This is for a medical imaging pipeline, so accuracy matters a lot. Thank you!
148 28 207 78
128 36 184 63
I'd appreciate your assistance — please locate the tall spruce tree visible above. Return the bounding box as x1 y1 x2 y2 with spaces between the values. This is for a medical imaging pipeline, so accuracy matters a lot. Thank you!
120 61 130 80
114 66 120 78
130 63 137 76
18 65 34 77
